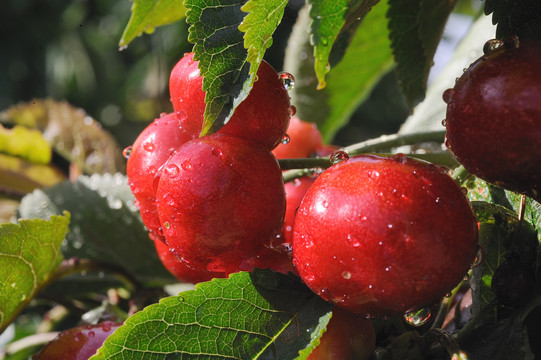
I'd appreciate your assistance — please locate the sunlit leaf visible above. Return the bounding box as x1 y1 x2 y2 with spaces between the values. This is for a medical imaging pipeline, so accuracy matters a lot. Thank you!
0 124 51 164
285 1 393 142
0 99 125 174
91 270 332 359
119 0 186 48
239 0 288 72
0 212 70 333
185 0 252 136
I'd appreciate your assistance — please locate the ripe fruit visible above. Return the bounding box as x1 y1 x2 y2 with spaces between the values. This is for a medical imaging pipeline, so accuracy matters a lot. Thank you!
307 308 375 360
156 134 285 275
272 116 323 159
126 113 196 242
169 52 291 150
154 238 218 283
33 321 121 360
293 154 479 316
281 177 315 245
444 38 541 202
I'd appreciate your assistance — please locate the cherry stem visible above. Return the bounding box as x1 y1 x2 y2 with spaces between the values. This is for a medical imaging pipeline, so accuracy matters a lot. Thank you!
279 130 451 181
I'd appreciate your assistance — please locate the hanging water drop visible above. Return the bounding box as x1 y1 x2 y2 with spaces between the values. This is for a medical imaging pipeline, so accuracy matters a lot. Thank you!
442 88 455 104
483 39 503 55
289 105 297 116
278 72 296 90
122 146 132 159
330 150 349 165
403 308 432 326
503 35 520 49
281 134 290 145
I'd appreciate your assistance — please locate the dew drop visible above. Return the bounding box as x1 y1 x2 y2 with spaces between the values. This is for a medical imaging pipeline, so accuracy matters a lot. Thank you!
164 221 171 230
122 146 132 159
11 283 16 288
165 163 180 176
483 39 503 55
503 35 520 49
159 112 167 117
88 330 95 338
278 72 296 90
102 322 112 332
341 271 352 280
211 148 224 158
330 150 349 165
289 105 297 116
445 292 452 298
403 308 432 327
143 142 155 152
157 227 164 236
19 294 27 301
207 259 226 272
181 160 192 170
347 234 360 247
463 273 470 281
442 88 455 104
461 187 468 196
441 119 447 127
281 134 291 145
368 170 380 180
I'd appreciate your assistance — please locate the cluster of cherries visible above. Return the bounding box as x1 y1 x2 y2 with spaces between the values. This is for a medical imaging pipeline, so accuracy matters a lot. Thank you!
35 37 541 358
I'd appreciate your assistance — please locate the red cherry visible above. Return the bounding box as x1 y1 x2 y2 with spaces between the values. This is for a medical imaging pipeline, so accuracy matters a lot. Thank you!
169 52 291 150
153 238 220 283
307 308 375 360
293 154 478 316
272 116 323 159
445 38 541 201
155 134 285 275
33 321 121 360
126 112 196 242
281 177 315 245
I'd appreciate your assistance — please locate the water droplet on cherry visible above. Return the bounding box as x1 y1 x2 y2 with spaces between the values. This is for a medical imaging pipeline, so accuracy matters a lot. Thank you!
278 72 295 90
143 142 154 152
165 164 180 176
403 308 432 326
341 271 352 280
483 39 503 55
472 246 484 267
289 105 297 116
281 134 290 145
330 150 349 165
442 88 455 104
122 146 132 159
503 35 520 49
181 160 192 170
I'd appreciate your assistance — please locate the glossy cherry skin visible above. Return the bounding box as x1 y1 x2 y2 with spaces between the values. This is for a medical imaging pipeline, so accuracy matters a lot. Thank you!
126 112 196 242
169 52 291 150
33 321 121 360
154 238 220 283
307 308 375 360
293 154 479 317
272 116 323 159
156 134 286 275
445 39 541 202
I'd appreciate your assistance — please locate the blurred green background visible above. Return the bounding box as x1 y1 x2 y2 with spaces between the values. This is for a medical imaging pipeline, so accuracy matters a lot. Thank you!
0 0 418 151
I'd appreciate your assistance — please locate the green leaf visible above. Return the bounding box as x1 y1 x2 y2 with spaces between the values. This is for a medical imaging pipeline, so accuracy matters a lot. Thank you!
484 0 541 40
239 0 288 70
387 0 456 108
0 212 70 333
0 154 65 197
119 0 186 48
307 0 350 89
0 124 51 164
17 174 174 287
284 1 393 142
0 99 125 175
185 0 252 136
91 270 332 359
